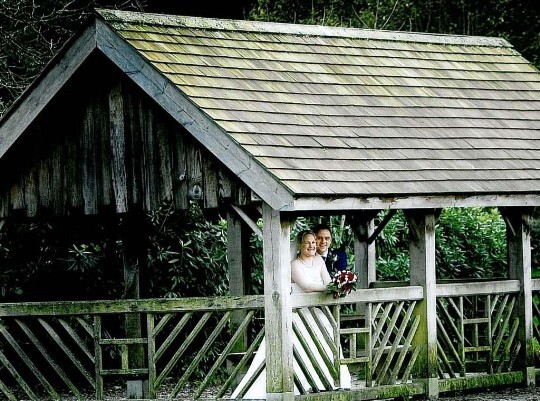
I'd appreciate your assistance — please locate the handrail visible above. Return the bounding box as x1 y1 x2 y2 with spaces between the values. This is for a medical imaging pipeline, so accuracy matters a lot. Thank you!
436 279 520 297
0 294 264 317
292 286 423 308
1 277 529 317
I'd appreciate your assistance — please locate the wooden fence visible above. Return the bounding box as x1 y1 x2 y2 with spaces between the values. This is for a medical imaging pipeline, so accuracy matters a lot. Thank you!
0 280 538 400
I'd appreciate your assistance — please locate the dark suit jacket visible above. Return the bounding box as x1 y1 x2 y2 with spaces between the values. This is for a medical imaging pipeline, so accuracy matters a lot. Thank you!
323 248 347 275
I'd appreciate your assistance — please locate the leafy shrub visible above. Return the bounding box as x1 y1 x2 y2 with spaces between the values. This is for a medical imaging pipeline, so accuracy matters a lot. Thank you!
0 217 122 301
436 208 506 279
375 210 410 281
375 207 507 281
146 201 229 298
0 205 521 301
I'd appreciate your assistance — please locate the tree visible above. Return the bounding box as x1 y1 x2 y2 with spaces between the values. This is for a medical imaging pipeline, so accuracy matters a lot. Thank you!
0 0 255 116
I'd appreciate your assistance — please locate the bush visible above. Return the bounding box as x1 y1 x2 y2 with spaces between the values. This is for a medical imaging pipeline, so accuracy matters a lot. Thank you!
375 207 507 281
436 208 506 279
0 216 122 301
0 205 517 301
146 201 229 298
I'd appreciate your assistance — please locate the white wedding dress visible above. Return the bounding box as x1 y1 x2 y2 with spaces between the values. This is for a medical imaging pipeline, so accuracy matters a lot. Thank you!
230 258 351 399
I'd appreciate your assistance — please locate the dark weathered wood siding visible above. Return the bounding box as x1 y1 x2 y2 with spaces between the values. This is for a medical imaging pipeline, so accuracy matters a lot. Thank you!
0 57 249 218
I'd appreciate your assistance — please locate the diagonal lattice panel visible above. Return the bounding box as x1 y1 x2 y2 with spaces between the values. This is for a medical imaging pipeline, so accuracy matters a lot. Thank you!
532 292 540 343
436 297 465 378
436 294 521 379
0 316 95 400
490 294 520 372
150 308 263 399
370 300 419 385
292 306 338 394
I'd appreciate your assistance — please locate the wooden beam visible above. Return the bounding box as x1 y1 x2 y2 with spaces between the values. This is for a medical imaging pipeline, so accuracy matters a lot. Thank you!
227 209 250 357
291 286 423 308
436 280 520 297
291 194 540 212
119 211 147 398
262 203 294 400
367 209 396 244
350 212 378 290
81 98 99 215
98 10 510 47
108 82 129 213
231 205 262 240
500 207 535 386
406 209 439 399
0 296 265 317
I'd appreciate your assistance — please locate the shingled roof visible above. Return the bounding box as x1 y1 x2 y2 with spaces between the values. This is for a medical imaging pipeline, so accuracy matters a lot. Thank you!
2 9 540 211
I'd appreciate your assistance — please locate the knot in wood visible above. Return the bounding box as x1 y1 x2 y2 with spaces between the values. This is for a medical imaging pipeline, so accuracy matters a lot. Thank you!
189 184 203 200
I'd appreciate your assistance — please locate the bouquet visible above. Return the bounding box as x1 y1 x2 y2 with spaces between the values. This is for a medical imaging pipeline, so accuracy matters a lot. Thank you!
327 270 358 298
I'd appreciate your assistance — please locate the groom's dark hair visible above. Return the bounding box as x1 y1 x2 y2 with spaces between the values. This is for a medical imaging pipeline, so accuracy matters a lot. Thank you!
313 223 332 234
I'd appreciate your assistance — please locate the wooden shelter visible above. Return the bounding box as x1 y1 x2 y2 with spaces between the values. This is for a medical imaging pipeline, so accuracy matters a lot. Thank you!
1 8 540 400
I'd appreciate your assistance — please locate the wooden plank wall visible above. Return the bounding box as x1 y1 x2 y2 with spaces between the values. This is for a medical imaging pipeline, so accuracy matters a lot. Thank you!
0 74 251 218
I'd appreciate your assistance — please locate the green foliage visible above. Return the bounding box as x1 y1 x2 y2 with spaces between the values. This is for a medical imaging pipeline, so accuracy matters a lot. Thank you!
531 209 540 278
374 207 507 281
436 208 506 279
0 204 522 301
64 243 103 272
375 210 410 281
0 217 122 301
248 224 264 294
146 201 229 298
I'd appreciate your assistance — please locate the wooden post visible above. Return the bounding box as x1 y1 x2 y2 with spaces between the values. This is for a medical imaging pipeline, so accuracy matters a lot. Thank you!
119 211 148 398
351 212 377 359
352 212 377 289
227 209 250 371
406 209 438 399
502 207 535 387
262 203 294 400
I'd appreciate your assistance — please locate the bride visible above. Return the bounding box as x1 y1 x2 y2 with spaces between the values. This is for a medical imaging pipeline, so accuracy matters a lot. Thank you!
230 230 351 399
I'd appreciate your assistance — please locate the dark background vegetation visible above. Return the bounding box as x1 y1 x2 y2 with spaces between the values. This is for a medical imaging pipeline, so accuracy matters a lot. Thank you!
0 0 538 301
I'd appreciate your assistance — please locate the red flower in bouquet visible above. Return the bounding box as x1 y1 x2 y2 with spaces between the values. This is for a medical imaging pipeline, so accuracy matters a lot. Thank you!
327 270 358 298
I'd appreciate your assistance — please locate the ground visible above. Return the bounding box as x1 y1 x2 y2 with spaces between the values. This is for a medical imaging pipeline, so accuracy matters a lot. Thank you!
18 384 540 400
439 386 540 400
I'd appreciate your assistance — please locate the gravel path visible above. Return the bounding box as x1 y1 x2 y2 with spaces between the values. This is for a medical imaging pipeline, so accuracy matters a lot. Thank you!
16 384 540 400
439 386 540 401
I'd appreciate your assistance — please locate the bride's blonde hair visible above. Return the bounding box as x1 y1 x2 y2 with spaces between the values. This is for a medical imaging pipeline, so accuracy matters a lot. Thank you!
296 230 316 249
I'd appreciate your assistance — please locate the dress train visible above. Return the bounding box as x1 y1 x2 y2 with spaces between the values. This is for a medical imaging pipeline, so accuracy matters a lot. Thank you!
230 306 351 399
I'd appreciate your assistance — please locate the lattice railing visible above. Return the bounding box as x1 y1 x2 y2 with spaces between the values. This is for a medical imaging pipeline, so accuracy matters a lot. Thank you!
149 308 264 399
436 293 521 379
0 297 264 400
532 288 540 368
0 287 425 400
292 306 339 393
0 315 95 401
369 300 420 385
330 299 421 388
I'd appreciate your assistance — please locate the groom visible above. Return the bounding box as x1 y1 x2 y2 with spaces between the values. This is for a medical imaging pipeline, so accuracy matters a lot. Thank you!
313 223 347 275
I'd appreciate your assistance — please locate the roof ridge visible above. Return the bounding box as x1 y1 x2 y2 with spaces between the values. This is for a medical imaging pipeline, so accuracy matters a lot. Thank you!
96 8 512 48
